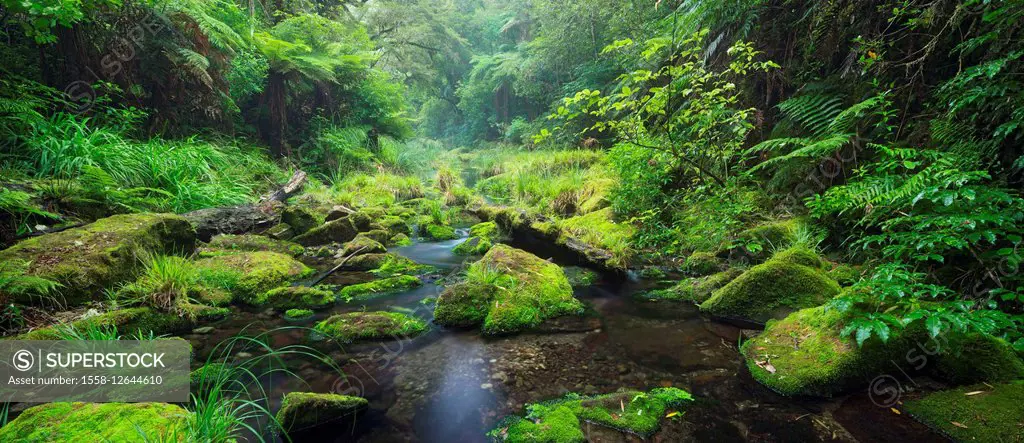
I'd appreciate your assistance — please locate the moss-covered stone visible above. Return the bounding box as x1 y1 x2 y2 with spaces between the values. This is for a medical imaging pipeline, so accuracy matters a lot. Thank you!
362 229 391 244
194 251 313 304
554 208 634 270
265 223 294 240
276 392 369 432
562 266 600 287
932 333 1024 384
469 221 500 239
737 219 802 252
379 215 411 236
683 251 721 276
203 234 304 257
434 245 583 335
904 381 1024 443
453 236 493 255
314 311 427 342
340 233 386 256
0 213 196 306
282 206 323 236
292 218 357 246
388 233 413 247
638 267 667 279
423 223 458 240
489 388 693 441
649 268 745 304
284 308 314 320
339 275 421 300
252 285 337 309
770 246 823 268
827 263 861 286
348 210 374 232
700 248 839 324
0 402 189 442
189 362 228 387
17 305 227 340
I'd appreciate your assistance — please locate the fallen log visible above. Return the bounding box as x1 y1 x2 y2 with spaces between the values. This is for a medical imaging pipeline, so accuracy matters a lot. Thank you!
184 170 308 242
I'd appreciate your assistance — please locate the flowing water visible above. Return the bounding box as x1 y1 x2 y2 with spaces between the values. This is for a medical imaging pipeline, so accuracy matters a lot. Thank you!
187 235 946 442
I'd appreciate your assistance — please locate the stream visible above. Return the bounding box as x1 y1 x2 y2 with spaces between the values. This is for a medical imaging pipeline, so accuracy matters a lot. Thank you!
187 234 946 442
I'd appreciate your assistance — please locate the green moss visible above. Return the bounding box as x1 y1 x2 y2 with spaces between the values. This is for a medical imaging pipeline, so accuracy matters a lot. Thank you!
435 245 583 335
368 254 431 277
17 306 226 340
282 206 324 236
292 218 357 246
253 285 337 309
638 267 667 279
905 382 1024 443
193 251 313 303
284 308 314 320
555 208 634 270
423 223 458 240
453 236 493 255
639 279 694 302
379 215 411 236
770 246 823 268
562 266 599 287
683 251 721 276
348 211 374 231
276 392 369 432
489 388 693 441
700 249 839 324
388 233 413 247
827 263 860 286
932 333 1024 384
340 233 386 256
0 402 188 442
339 275 422 300
640 270 743 303
469 221 501 240
189 362 227 386
203 234 304 256
314 311 427 342
737 219 802 253
0 213 196 306
265 223 294 240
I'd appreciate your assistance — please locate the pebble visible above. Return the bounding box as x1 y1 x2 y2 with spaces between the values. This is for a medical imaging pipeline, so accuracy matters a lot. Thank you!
192 326 215 335
480 383 493 389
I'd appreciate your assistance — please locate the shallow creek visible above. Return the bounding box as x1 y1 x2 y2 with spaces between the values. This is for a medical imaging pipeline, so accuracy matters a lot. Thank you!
188 235 946 442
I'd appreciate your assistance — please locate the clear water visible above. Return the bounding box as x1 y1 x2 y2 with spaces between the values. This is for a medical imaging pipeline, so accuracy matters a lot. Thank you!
188 237 945 442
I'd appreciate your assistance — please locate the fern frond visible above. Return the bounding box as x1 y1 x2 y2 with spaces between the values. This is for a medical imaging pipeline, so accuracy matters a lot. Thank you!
777 93 845 137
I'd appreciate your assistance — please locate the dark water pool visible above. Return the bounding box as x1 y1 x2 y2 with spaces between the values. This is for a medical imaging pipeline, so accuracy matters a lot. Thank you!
187 236 945 442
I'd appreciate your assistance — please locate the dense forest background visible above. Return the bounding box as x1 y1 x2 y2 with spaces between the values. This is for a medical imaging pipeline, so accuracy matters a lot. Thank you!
2 0 1023 353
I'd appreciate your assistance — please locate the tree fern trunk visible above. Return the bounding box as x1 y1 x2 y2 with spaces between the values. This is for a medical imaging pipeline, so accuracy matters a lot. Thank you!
267 71 287 157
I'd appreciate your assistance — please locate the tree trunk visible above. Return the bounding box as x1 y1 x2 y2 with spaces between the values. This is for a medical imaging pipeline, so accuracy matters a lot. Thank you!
267 71 288 157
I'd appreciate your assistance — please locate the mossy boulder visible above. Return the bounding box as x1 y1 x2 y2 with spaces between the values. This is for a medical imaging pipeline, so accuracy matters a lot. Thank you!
453 235 493 255
489 388 693 441
265 223 294 240
931 333 1024 384
340 233 386 256
422 223 458 240
737 219 802 251
284 308 314 320
0 213 196 306
434 244 583 335
348 211 375 232
339 275 421 300
683 251 722 276
904 381 1024 443
379 215 411 236
292 218 357 246
252 285 337 309
388 233 412 247
276 392 369 432
203 234 304 256
562 266 600 287
827 263 861 286
0 402 189 442
640 268 742 303
553 208 634 270
699 247 839 324
361 229 391 244
194 251 313 304
339 253 425 275
17 305 228 340
314 311 427 342
281 206 323 236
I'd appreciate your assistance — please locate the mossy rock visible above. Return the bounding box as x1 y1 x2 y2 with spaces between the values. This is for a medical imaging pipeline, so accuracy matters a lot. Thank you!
314 311 427 343
469 221 503 241
434 245 583 335
931 333 1024 384
17 305 227 340
736 218 803 253
388 233 413 247
700 248 839 324
194 251 313 303
904 381 1024 443
339 275 422 300
361 229 391 244
489 387 693 441
292 218 358 246
282 206 323 236
341 253 409 272
422 223 458 240
277 392 368 433
284 308 315 320
340 233 386 256
0 213 196 306
387 205 417 219
265 223 294 241
453 236 493 255
379 215 411 236
683 251 722 276
638 267 667 279
252 285 336 309
827 263 861 286
203 234 304 257
348 211 374 232
562 266 600 288
189 362 228 387
553 207 634 270
770 246 823 268
0 402 188 442
642 269 744 303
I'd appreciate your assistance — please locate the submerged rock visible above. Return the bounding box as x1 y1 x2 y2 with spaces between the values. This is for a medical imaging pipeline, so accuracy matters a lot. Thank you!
292 218 358 246
0 213 195 306
339 275 421 300
314 311 427 342
0 402 188 441
699 247 839 324
276 392 369 433
905 381 1024 443
284 308 314 320
203 234 304 256
194 251 313 304
434 244 583 335
562 266 600 287
453 221 504 256
489 387 693 441
452 235 492 255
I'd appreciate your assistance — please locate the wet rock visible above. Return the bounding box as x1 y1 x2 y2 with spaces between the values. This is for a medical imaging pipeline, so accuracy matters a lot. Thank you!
202 233 304 256
292 218 358 246
184 204 281 242
281 206 322 236
340 233 386 256
192 326 215 335
193 251 313 304
325 205 355 222
0 402 188 441
314 311 427 343
265 223 294 240
254 286 336 309
276 392 368 433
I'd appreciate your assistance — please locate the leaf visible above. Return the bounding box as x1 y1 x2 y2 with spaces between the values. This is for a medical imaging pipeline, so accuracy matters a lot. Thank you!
925 316 943 338
951 421 968 429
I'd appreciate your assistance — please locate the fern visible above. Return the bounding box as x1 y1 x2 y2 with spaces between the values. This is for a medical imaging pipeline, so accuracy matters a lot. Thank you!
776 93 845 137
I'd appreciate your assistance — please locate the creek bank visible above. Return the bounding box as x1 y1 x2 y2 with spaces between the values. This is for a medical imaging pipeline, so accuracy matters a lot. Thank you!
0 402 188 441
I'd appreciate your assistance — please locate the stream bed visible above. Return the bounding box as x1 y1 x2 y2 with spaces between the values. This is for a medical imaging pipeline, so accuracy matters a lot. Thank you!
187 235 946 442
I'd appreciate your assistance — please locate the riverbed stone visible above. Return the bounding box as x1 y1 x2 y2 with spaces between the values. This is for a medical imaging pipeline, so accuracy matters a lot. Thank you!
194 251 313 304
202 234 304 256
0 213 195 306
340 233 386 256
314 311 427 342
281 206 323 236
434 244 583 335
253 285 337 309
339 275 421 300
276 392 369 433
0 402 189 441
699 247 839 324
422 223 457 240
292 218 358 246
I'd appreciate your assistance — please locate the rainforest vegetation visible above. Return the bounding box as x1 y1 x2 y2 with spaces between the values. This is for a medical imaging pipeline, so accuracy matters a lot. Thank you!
0 0 1022 441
